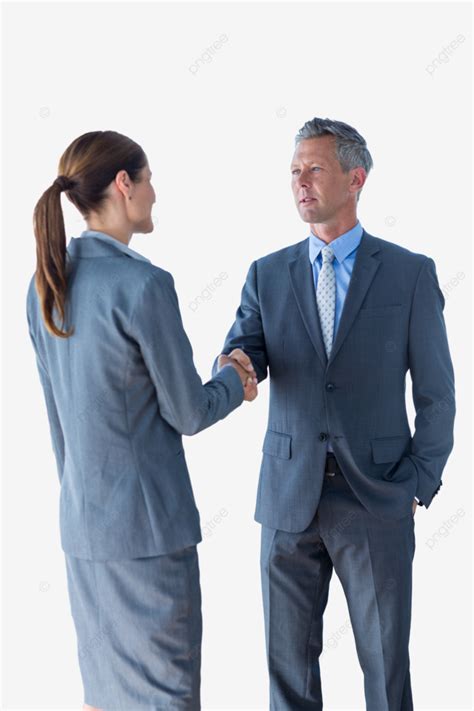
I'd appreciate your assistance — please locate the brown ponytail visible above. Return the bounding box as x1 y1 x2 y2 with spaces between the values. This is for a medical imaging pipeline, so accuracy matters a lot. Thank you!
32 130 147 338
33 176 74 337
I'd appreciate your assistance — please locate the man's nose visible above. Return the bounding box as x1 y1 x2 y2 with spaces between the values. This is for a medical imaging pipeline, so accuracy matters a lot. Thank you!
296 174 310 189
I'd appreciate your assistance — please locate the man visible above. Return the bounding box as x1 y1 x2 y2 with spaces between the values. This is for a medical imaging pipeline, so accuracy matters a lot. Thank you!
214 117 455 710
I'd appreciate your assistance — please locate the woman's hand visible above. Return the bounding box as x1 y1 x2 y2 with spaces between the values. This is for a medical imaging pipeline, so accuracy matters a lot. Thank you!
218 349 258 402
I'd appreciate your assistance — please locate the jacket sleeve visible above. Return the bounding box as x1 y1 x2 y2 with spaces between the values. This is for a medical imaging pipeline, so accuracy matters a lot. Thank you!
405 257 456 506
212 260 269 381
129 269 244 436
27 317 65 485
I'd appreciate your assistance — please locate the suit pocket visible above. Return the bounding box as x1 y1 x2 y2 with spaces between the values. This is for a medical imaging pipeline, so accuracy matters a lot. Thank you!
262 430 292 460
371 435 409 463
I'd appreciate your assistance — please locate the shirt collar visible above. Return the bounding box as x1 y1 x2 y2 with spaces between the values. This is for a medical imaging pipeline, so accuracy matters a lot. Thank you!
308 220 363 265
79 229 151 263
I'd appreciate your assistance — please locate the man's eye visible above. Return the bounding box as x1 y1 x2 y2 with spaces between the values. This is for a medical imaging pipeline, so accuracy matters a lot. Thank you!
291 167 320 174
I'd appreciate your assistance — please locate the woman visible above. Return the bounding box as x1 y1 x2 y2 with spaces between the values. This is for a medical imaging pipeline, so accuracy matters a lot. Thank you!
26 130 257 711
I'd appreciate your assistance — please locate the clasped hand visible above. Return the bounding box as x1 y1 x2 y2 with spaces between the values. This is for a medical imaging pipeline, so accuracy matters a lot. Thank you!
218 348 258 402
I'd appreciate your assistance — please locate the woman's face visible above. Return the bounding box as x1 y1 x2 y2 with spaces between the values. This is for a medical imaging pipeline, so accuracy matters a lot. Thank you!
126 164 156 234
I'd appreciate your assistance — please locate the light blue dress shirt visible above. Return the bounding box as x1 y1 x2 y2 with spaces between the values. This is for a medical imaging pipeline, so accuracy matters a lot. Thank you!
77 229 151 263
309 220 363 453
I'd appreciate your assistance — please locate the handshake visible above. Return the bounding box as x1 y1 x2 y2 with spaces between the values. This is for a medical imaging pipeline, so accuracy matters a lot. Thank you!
217 348 258 402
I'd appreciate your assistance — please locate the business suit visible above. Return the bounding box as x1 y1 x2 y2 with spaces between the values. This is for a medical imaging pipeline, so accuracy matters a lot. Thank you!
27 230 245 709
214 225 455 709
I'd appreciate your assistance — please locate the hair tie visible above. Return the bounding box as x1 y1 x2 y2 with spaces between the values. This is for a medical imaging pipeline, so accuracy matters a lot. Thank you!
54 175 74 191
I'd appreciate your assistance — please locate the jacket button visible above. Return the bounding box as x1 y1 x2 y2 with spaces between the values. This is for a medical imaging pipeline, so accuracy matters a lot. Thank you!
326 383 335 392
319 432 328 441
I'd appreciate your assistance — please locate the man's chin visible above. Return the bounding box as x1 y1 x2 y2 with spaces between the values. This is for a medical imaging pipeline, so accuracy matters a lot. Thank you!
298 209 320 223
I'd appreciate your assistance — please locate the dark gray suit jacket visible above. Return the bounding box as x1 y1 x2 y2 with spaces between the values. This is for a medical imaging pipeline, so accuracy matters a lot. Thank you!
214 229 456 529
27 235 244 560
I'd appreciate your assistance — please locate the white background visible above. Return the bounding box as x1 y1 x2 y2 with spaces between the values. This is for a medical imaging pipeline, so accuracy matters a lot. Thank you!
1 1 472 709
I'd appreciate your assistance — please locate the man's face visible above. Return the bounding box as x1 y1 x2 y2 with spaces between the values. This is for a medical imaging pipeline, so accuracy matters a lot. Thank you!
291 135 360 225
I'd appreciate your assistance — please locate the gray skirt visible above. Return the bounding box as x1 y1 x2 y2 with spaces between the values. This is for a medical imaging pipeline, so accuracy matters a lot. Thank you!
64 545 202 710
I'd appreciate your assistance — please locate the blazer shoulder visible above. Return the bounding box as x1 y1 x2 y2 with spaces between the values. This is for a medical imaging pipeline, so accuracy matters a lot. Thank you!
135 264 176 294
128 264 179 316
366 232 431 265
88 257 175 296
101 255 172 282
26 262 175 323
254 237 309 268
134 262 173 283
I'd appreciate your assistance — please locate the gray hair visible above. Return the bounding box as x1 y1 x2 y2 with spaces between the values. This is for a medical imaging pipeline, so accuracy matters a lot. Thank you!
295 117 373 202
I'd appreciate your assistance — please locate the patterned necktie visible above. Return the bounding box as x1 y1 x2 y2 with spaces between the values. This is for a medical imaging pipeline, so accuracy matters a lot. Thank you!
316 245 336 357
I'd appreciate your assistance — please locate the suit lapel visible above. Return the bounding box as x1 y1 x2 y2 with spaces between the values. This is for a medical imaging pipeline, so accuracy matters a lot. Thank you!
288 241 327 368
288 229 382 369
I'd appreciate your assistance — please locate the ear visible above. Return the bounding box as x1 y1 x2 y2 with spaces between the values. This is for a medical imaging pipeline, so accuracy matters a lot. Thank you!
115 170 132 200
350 166 367 194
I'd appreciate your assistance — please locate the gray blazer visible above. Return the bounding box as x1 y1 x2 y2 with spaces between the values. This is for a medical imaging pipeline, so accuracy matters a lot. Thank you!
214 229 456 529
27 235 244 560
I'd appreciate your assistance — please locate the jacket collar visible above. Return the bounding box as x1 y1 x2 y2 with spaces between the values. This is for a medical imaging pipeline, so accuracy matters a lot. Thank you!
66 230 151 263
